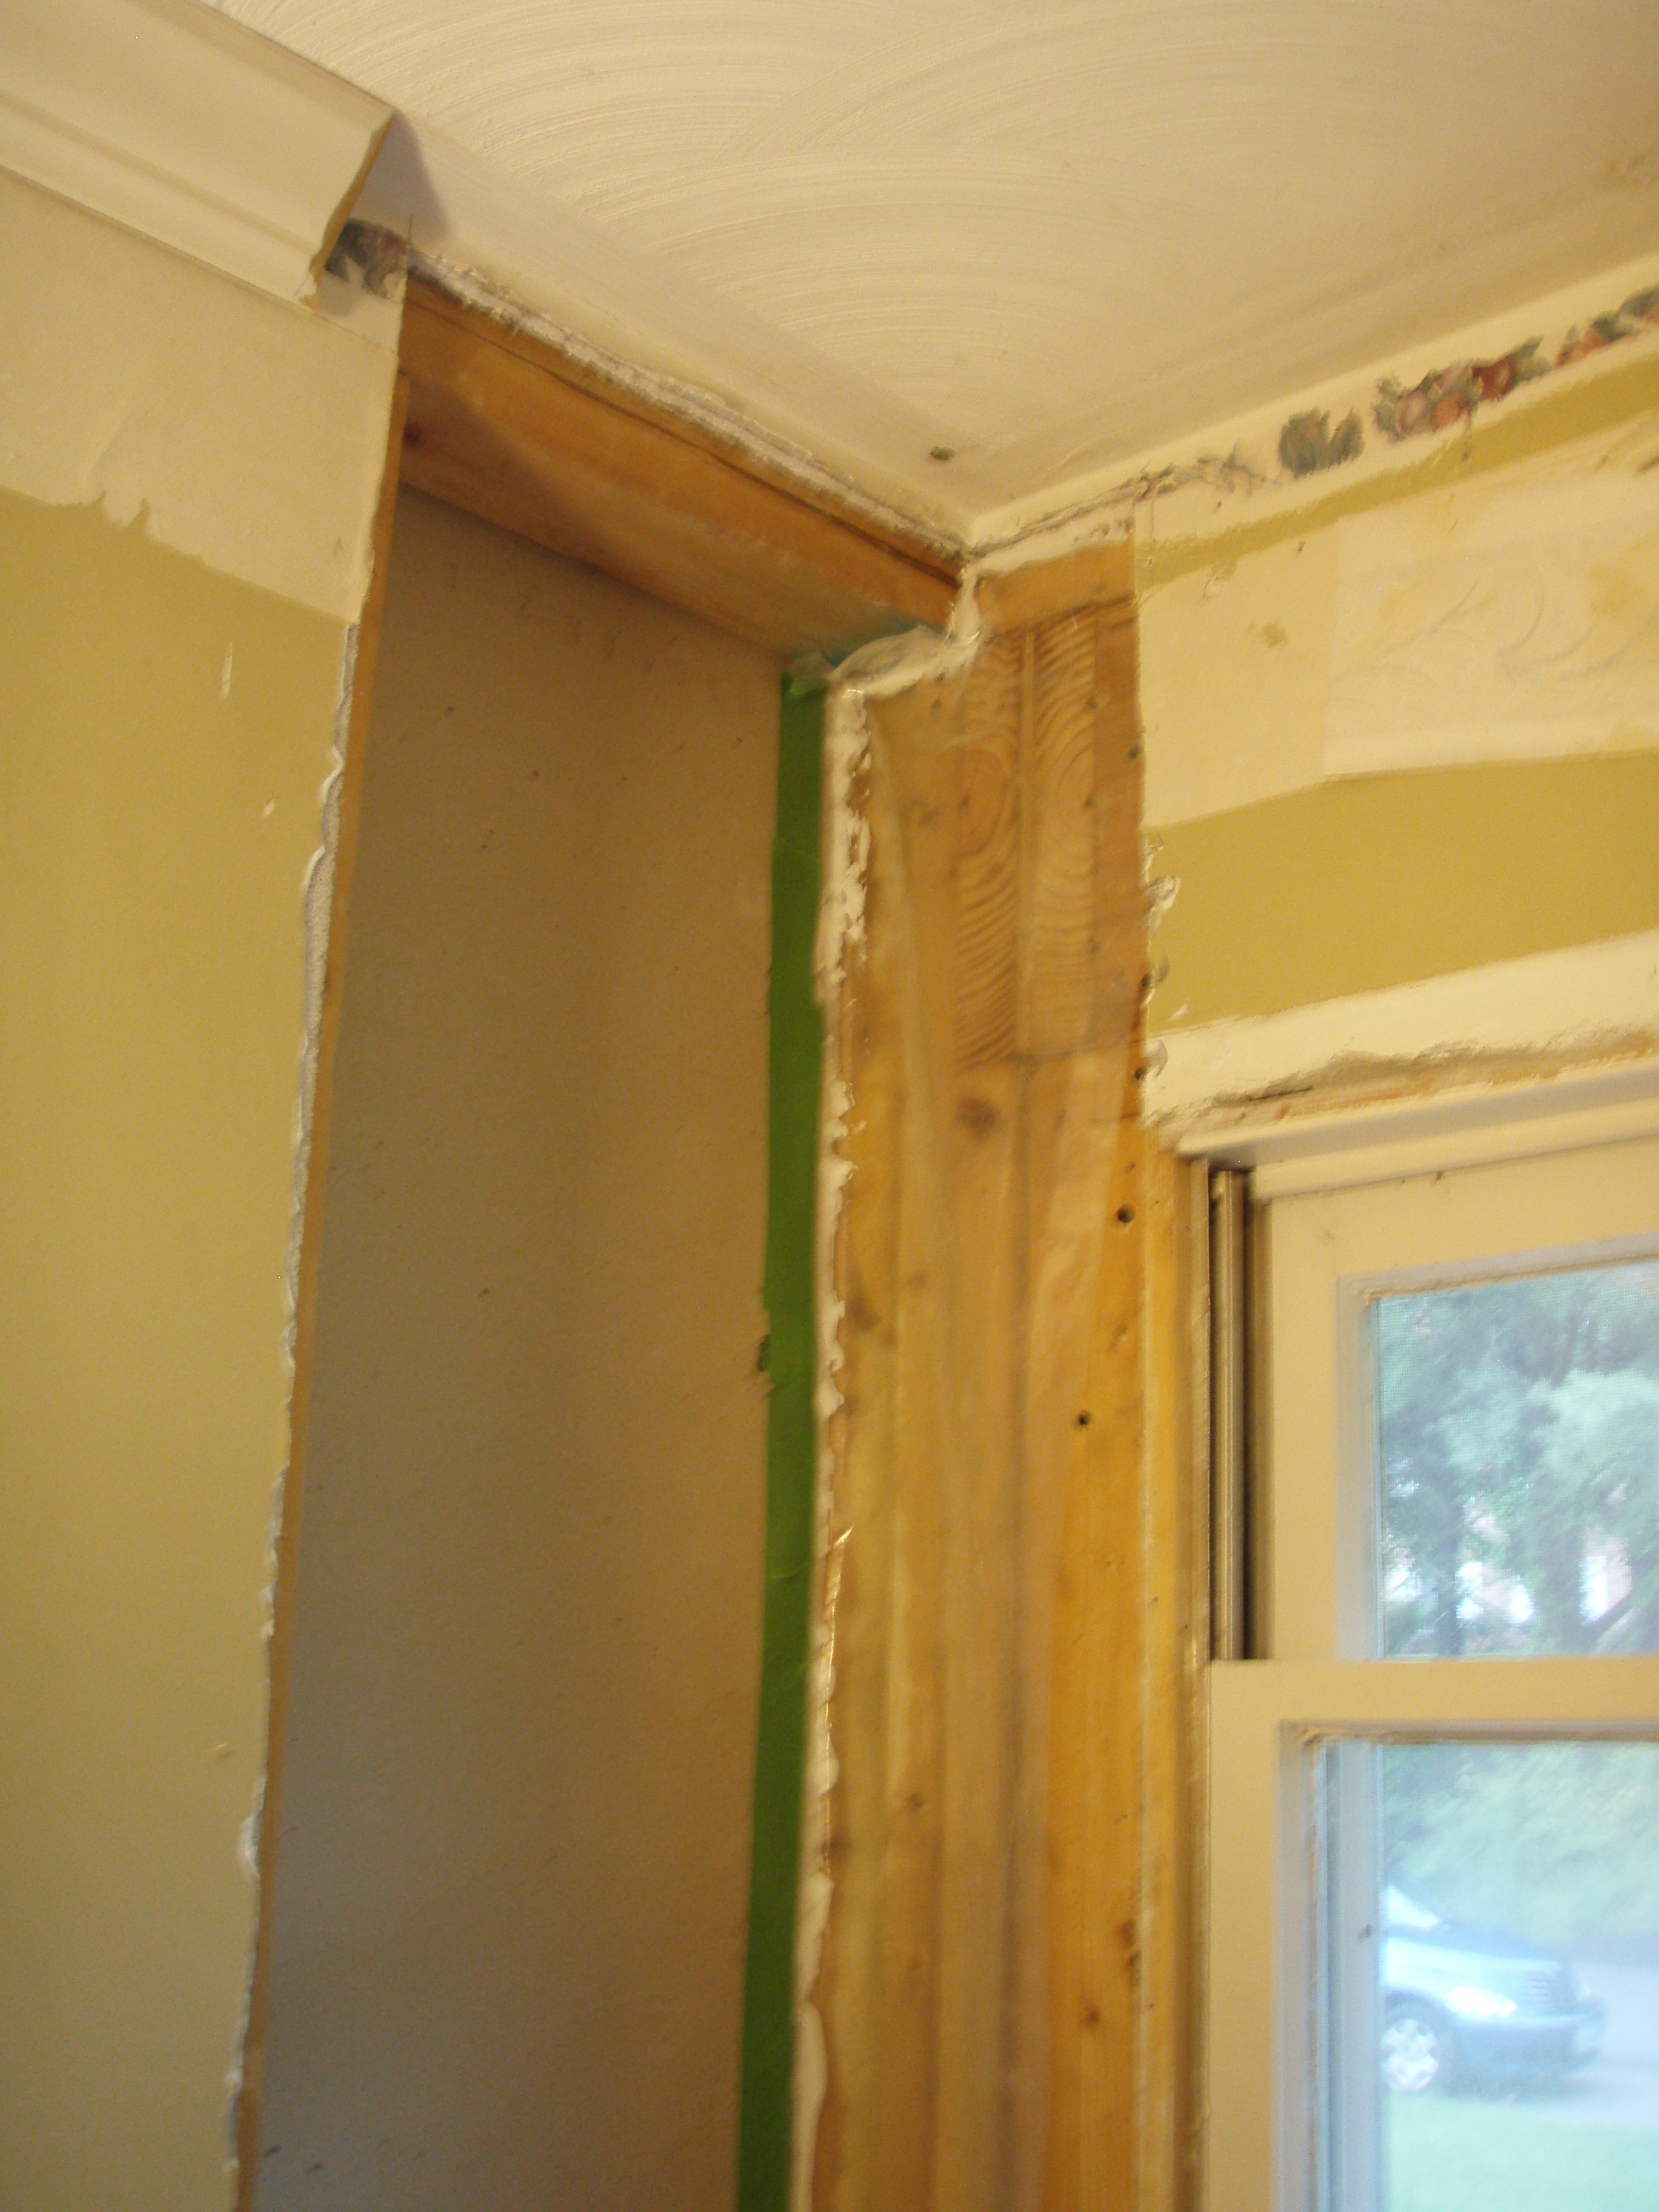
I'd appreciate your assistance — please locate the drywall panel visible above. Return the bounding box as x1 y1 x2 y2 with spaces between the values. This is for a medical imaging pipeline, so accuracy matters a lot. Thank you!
0 485 351 2212
0 166 397 620
257 491 777 2211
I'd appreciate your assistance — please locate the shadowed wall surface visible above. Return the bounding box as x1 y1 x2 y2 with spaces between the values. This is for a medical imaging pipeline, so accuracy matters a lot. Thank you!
256 490 778 2210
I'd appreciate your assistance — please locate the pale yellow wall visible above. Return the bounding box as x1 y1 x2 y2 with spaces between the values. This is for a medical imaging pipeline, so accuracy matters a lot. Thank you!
0 171 397 2210
1136 344 1659 1117
255 490 777 2211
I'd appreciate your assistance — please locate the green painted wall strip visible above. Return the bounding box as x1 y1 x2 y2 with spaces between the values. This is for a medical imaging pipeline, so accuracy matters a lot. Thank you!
738 678 825 2212
1148 751 1659 1032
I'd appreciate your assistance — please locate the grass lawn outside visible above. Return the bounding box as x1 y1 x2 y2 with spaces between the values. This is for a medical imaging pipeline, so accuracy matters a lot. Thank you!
1390 2095 1659 2212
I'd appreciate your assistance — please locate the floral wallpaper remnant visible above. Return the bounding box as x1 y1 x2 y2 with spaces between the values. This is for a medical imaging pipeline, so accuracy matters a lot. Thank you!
1143 281 1659 503
1278 407 1365 476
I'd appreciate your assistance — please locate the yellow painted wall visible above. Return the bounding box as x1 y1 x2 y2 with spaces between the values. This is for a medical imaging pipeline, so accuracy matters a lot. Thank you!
0 171 397 2209
254 492 777 2211
1151 754 1659 1030
1136 345 1659 1108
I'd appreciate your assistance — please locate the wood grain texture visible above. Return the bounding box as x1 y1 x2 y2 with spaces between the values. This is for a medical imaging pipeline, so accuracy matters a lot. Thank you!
975 542 1135 635
811 572 1186 2212
399 282 961 657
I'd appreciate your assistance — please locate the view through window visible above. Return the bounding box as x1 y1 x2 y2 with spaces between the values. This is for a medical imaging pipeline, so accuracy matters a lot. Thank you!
1328 1255 1659 2211
1207 1123 1659 2212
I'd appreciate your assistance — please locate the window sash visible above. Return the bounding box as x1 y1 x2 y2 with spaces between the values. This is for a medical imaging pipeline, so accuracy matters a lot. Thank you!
1205 1657 1659 2212
1201 1108 1659 2212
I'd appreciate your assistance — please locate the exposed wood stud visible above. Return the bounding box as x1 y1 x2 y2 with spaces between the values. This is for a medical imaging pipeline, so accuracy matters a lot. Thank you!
811 569 1169 2212
974 541 1136 636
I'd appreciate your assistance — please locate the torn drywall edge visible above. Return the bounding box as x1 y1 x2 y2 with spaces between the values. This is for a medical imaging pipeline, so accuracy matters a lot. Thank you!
1144 927 1659 1128
284 623 360 1382
225 616 358 2180
971 248 1659 562
403 251 966 570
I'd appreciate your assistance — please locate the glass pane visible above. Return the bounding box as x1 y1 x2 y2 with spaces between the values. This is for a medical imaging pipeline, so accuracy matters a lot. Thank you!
1326 1741 1659 2212
1372 1260 1659 1657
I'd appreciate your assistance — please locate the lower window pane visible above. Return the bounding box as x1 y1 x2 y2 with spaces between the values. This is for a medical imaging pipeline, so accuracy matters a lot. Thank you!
1325 1740 1659 2212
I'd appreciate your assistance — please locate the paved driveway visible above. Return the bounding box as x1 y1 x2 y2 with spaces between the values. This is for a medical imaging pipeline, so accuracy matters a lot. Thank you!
1471 1943 1659 2131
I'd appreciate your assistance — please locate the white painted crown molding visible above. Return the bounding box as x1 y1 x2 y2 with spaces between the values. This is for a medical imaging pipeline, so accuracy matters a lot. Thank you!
0 0 390 305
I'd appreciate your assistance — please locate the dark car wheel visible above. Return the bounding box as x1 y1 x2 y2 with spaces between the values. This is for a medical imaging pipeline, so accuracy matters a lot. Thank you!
1382 2003 1457 2096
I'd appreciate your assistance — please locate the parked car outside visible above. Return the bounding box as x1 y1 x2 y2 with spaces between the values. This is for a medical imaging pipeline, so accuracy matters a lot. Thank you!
1382 1887 1606 2095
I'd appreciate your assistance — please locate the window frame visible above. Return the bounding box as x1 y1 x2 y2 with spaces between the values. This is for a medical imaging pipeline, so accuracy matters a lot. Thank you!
1190 1069 1659 2212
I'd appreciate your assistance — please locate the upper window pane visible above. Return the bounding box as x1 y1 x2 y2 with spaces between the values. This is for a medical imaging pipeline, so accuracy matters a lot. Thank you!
1373 1260 1659 1658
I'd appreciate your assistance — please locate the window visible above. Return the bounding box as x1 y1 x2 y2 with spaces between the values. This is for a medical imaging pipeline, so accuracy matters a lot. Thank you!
1202 1089 1659 2212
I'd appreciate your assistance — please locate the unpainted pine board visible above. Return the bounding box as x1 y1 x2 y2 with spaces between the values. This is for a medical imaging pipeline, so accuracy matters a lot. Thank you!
932 1060 1023 2212
1021 613 1102 1059
872 713 953 2212
405 281 958 584
975 541 1135 635
1018 604 1148 2212
1023 1051 1143 2212
814 582 1154 2212
1073 1097 1149 2212
400 287 961 656
951 635 1025 1068
400 380 899 657
887 649 1030 2212
1061 598 1151 2212
1092 607 1147 1049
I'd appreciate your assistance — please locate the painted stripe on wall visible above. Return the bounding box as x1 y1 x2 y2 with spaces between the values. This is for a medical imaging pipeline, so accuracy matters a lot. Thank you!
1149 752 1659 1033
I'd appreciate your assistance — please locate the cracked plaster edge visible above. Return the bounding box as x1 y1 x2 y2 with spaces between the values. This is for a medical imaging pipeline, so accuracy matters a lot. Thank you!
224 619 360 2176
1143 927 1659 1134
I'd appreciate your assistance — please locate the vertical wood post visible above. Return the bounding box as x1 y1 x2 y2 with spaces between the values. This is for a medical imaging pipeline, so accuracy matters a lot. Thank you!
809 551 1195 2212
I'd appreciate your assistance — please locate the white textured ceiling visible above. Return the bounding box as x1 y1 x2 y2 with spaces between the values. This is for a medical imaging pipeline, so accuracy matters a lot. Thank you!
220 1 1659 535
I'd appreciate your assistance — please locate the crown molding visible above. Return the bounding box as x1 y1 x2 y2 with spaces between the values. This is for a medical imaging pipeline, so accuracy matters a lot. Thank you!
0 0 390 304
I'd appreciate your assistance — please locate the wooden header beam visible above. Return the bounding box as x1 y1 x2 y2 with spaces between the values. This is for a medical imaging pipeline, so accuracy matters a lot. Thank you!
398 281 962 659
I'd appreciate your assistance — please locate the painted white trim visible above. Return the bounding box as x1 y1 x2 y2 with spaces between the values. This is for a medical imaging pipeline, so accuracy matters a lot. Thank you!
1181 1058 1659 1197
0 0 390 304
1148 930 1659 1132
1208 1656 1659 2212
